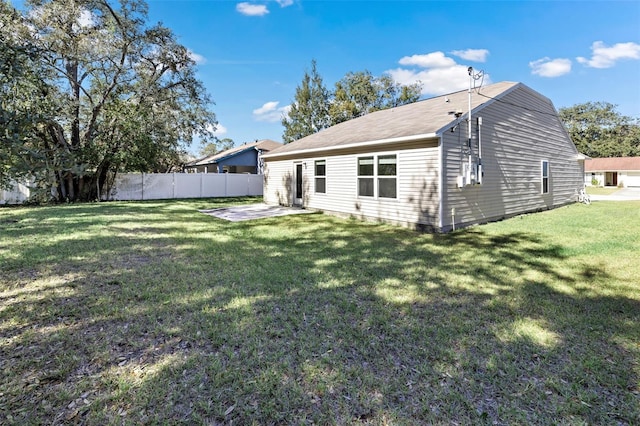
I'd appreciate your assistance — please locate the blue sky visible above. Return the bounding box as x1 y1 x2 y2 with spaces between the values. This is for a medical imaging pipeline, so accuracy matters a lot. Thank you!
12 0 640 151
146 0 640 151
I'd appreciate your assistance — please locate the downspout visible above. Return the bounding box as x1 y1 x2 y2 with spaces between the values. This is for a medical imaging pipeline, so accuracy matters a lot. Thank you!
477 116 483 185
438 135 444 231
468 67 473 184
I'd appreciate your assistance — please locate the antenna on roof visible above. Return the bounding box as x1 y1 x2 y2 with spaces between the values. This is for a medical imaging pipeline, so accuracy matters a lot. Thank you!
467 67 486 186
467 67 486 143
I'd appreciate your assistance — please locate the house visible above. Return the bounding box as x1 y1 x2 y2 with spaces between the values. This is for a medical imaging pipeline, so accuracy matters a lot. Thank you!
584 157 640 187
261 81 585 232
184 139 282 174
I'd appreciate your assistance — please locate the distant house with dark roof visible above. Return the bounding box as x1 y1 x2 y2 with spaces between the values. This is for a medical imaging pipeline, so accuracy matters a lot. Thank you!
184 139 282 174
584 157 640 187
261 82 585 232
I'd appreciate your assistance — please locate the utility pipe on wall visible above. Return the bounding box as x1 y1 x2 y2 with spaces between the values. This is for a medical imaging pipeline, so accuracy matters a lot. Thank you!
477 116 483 185
467 67 474 184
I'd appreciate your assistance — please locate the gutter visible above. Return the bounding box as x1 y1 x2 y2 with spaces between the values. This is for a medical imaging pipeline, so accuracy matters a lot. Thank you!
261 132 439 160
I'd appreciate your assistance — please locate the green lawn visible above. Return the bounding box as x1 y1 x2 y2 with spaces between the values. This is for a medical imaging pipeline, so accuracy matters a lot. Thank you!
585 186 622 195
1 198 639 425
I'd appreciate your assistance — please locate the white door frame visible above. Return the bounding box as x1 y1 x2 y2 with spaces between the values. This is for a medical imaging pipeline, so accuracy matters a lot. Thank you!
293 162 303 206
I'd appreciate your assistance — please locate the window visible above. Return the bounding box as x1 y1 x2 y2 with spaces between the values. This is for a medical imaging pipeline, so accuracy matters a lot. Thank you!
357 154 397 198
358 157 375 197
541 160 549 194
315 160 326 194
378 155 397 198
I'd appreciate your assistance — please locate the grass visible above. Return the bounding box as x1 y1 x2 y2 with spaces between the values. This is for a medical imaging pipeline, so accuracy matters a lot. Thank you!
1 197 639 425
585 186 623 195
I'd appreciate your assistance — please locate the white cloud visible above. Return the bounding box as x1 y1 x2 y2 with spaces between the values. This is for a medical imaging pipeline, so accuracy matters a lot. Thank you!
451 49 489 62
253 101 290 122
276 0 294 6
530 57 572 77
398 52 456 68
576 41 640 68
236 2 269 16
188 50 206 65
213 123 228 136
207 123 227 136
387 51 492 96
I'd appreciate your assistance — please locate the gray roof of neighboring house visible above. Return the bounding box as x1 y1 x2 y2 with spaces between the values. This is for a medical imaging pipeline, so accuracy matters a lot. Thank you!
263 81 526 158
585 157 640 172
187 139 282 167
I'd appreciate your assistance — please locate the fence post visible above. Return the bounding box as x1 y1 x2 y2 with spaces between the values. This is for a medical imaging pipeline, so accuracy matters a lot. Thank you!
141 173 145 200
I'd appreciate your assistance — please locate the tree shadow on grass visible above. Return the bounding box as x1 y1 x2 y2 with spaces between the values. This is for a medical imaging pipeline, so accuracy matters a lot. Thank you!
1 208 638 424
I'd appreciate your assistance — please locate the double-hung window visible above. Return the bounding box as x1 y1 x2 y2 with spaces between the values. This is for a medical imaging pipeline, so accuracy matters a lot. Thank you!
358 157 375 197
377 155 397 198
541 160 549 194
315 160 326 194
357 154 397 198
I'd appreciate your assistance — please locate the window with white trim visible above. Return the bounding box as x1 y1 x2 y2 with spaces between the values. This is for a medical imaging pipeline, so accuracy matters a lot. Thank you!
541 160 549 194
315 160 326 194
378 155 397 198
357 157 374 197
357 154 397 199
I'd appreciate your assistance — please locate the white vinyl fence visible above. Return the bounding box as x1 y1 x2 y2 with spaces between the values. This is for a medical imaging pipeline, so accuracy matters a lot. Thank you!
104 173 263 201
0 173 263 204
0 181 32 205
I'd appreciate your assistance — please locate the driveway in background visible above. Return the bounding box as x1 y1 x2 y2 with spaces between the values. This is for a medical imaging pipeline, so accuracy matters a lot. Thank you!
590 187 640 201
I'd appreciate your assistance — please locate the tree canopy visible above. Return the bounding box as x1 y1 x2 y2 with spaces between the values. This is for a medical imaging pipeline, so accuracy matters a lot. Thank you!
281 61 422 144
330 71 421 126
0 0 217 201
281 60 330 144
199 138 235 158
558 102 640 158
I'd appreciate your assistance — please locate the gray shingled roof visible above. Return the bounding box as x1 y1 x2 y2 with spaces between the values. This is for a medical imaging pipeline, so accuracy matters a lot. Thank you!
264 81 521 158
187 139 282 166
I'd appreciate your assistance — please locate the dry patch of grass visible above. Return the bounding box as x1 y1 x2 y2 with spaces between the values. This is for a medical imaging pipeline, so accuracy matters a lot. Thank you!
1 198 639 424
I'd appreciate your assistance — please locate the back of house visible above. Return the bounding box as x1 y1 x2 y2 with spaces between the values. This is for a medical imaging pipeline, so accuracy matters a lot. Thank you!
262 82 584 231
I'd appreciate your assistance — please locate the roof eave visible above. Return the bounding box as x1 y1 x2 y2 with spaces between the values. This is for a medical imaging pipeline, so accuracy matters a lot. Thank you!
262 132 439 159
576 153 591 160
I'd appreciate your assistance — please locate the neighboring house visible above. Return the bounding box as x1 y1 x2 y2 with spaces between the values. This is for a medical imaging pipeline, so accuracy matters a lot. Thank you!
584 157 640 187
184 139 282 174
262 81 585 232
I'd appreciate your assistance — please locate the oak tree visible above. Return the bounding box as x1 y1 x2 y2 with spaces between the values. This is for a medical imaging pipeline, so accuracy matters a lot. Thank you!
0 0 217 201
559 102 640 158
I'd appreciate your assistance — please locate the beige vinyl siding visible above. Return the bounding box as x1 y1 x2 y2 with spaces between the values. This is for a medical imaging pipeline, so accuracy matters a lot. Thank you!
264 139 440 229
263 160 295 206
441 85 583 231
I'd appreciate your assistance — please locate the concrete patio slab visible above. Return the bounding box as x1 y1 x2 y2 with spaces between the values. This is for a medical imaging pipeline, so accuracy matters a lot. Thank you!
200 203 315 222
